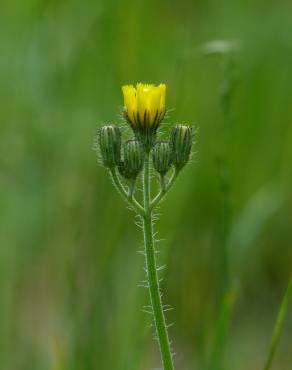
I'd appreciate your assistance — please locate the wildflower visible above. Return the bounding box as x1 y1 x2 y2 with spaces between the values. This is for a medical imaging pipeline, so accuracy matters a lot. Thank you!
122 83 166 129
122 83 166 149
97 84 195 370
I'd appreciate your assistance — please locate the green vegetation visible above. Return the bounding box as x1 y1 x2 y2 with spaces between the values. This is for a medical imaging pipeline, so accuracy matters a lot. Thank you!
1 0 292 369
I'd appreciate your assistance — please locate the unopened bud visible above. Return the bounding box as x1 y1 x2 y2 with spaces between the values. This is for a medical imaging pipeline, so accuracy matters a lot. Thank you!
152 141 172 176
170 124 193 169
120 140 144 179
99 125 121 168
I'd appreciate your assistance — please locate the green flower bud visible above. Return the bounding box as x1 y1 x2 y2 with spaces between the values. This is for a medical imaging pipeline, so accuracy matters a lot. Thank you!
99 125 121 168
121 140 144 179
152 141 173 176
170 124 193 169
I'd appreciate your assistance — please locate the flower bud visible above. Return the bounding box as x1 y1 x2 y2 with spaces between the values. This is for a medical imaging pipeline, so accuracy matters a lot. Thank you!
120 140 144 179
152 141 172 176
99 125 121 168
170 124 193 169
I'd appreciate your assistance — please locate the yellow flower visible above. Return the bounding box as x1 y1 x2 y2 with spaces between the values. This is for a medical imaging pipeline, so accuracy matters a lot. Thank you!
122 83 166 129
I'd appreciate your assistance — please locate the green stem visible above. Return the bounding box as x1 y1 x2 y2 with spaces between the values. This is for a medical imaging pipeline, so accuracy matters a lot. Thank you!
143 152 174 370
208 55 236 370
263 277 292 370
110 168 145 215
151 169 178 210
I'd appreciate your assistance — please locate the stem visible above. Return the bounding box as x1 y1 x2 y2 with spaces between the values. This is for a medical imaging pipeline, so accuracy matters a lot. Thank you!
208 288 236 370
219 54 234 296
263 277 292 370
142 152 174 370
208 55 236 370
160 174 166 192
151 169 178 210
110 168 145 216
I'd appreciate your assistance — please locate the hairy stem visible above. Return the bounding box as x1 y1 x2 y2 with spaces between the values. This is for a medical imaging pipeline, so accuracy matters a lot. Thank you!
151 169 178 210
143 152 174 370
110 168 144 215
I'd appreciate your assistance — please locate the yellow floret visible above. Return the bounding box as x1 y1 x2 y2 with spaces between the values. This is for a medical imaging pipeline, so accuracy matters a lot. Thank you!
122 83 166 129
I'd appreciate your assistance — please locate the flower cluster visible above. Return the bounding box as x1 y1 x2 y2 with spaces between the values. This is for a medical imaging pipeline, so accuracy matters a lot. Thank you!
98 83 193 182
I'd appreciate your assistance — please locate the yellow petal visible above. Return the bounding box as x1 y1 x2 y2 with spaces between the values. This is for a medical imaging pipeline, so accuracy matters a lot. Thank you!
122 85 137 124
122 83 167 129
158 84 166 112
136 83 153 125
149 87 161 126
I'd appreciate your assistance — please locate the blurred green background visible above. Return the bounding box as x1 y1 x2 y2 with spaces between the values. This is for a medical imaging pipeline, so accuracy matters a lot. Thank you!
1 0 292 369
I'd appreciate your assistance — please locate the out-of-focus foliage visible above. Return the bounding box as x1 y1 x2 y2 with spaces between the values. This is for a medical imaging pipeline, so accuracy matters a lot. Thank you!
0 0 291 369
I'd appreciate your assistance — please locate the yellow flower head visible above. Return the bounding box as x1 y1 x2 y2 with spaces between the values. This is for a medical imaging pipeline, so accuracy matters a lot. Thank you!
122 83 166 129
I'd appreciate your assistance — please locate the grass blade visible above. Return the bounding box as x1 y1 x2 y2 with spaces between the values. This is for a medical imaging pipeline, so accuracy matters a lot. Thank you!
263 276 292 370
